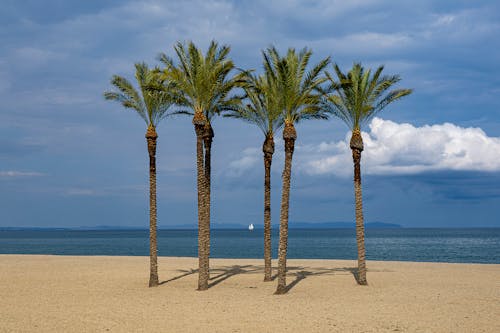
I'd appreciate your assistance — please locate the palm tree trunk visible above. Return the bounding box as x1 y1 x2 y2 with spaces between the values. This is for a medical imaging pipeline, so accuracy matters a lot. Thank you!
194 115 209 291
203 124 214 259
351 129 367 285
146 125 159 287
263 135 274 282
275 123 296 295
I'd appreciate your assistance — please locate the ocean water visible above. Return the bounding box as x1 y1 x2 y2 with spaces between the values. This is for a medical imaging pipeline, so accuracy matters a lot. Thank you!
0 228 499 264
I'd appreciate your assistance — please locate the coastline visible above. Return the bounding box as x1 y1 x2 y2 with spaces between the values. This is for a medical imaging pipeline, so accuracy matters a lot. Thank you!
1 255 499 332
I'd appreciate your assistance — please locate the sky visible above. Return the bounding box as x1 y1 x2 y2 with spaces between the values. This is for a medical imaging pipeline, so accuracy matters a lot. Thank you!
1 0 499 228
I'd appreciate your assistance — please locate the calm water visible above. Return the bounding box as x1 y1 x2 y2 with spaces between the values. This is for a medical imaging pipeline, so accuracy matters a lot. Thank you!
0 228 499 263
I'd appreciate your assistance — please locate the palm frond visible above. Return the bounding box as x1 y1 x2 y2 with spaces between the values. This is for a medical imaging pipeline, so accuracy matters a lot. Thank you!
159 40 243 121
104 62 175 128
261 46 329 126
104 75 148 124
324 62 412 130
224 71 283 136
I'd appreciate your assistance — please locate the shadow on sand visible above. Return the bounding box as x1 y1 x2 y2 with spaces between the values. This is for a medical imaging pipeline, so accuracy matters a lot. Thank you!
161 264 369 293
159 268 198 285
282 266 360 293
208 265 260 288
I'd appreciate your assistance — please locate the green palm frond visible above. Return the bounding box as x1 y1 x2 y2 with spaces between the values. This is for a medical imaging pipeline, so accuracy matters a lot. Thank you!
104 62 174 127
323 63 412 130
224 72 283 136
159 40 242 121
261 46 330 125
104 75 148 123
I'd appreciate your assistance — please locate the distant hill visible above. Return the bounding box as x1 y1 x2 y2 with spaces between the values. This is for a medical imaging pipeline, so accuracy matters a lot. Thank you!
161 223 247 230
0 221 401 231
288 221 402 229
161 221 402 230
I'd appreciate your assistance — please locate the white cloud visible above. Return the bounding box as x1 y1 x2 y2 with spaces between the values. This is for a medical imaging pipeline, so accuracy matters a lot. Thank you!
303 118 500 176
14 47 66 67
227 118 500 178
11 87 94 107
0 171 45 178
63 185 146 197
301 31 414 58
334 32 412 51
227 147 261 177
422 9 500 42
433 14 456 26
261 0 383 20
65 188 96 196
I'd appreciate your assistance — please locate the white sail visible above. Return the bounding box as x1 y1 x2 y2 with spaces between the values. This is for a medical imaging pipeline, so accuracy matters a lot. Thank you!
248 223 254 231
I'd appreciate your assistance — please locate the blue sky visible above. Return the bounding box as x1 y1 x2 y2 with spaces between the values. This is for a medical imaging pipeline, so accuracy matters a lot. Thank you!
1 0 499 228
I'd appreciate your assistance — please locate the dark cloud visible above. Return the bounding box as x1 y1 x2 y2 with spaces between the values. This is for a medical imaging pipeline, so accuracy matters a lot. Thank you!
400 171 500 202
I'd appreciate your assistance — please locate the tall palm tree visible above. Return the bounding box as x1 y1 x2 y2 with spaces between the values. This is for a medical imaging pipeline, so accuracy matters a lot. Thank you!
265 47 330 294
158 41 244 290
323 63 412 285
104 62 174 287
225 72 283 282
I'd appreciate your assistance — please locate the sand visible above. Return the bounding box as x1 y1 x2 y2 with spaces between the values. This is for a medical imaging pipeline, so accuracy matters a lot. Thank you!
0 255 499 332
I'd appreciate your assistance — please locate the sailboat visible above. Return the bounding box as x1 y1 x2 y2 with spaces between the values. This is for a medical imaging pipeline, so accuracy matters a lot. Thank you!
248 223 254 231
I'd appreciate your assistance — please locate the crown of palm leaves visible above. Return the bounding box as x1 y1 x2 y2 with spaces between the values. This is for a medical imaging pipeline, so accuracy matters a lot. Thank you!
158 40 245 122
104 62 174 127
323 63 413 130
262 46 330 124
224 70 283 137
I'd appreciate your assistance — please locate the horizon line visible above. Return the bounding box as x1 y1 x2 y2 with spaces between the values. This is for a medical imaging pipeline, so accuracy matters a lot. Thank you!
2 226 500 231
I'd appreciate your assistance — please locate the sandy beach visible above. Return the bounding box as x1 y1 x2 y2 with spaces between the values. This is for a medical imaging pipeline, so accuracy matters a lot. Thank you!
0 255 498 332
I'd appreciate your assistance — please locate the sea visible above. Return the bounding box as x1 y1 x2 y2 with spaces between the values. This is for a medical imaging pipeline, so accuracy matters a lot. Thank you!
0 228 499 264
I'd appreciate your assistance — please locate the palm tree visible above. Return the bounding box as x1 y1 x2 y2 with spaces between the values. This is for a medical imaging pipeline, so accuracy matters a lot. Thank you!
265 47 330 294
104 62 174 287
225 72 283 282
323 63 412 285
158 41 244 290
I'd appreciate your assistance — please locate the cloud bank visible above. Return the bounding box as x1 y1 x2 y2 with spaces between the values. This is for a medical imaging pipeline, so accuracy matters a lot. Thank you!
228 118 500 177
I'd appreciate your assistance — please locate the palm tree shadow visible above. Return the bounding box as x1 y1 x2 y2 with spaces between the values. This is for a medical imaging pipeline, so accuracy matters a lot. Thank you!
281 266 361 294
270 266 305 282
283 270 311 293
209 265 251 281
350 267 362 285
208 265 260 289
159 265 364 290
159 268 198 285
160 265 261 288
